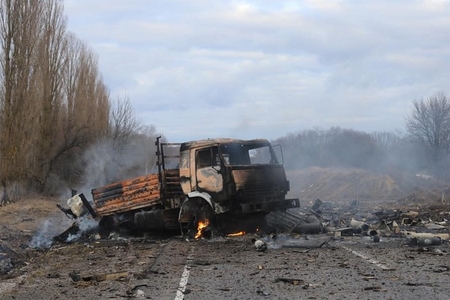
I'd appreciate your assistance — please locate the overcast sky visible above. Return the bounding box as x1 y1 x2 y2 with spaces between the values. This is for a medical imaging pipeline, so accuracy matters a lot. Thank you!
64 0 450 142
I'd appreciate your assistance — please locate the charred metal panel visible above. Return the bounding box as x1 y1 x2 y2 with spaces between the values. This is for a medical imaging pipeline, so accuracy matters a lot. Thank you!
231 165 288 202
179 150 191 193
134 209 179 230
240 198 300 213
179 167 191 194
162 169 183 195
196 167 223 193
180 138 270 151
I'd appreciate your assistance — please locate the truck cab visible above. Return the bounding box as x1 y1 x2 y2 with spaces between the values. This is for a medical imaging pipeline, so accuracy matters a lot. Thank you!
177 138 299 233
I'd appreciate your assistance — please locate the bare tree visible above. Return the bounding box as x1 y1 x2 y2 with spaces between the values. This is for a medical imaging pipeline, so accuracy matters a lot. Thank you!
109 96 142 144
371 131 402 151
0 0 43 194
0 0 113 195
50 33 111 191
406 92 450 177
30 0 67 189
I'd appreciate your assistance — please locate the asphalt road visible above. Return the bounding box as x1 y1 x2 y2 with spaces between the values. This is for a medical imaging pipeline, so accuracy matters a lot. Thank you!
2 233 450 300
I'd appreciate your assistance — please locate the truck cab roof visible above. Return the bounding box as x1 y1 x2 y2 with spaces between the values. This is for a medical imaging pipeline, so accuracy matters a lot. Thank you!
180 138 271 151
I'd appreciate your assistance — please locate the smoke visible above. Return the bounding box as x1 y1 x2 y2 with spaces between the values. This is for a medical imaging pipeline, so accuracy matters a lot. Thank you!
65 217 99 243
29 215 70 249
76 135 158 194
272 127 425 173
29 215 99 249
41 125 160 197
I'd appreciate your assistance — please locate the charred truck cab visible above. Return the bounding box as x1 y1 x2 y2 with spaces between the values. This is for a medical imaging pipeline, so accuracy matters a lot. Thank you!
177 139 299 233
61 137 299 236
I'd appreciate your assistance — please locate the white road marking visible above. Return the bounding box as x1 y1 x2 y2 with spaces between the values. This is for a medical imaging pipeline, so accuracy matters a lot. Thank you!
175 246 195 300
341 245 394 271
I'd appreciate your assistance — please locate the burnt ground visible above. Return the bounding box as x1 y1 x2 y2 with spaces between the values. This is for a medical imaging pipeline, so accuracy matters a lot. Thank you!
1 169 450 299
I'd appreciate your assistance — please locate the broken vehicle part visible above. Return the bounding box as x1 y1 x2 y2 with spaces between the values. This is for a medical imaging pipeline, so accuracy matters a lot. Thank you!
265 201 322 235
403 231 450 240
69 271 128 282
252 238 268 252
409 237 442 246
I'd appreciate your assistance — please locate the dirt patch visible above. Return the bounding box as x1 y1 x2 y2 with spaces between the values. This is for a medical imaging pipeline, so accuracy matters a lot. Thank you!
287 167 449 203
0 197 62 246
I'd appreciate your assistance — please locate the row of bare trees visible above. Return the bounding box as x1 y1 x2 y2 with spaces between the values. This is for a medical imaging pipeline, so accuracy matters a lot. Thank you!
275 92 450 181
0 0 158 201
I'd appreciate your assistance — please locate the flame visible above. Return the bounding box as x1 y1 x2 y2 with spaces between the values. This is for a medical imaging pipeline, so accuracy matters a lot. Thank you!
227 231 246 237
194 220 210 239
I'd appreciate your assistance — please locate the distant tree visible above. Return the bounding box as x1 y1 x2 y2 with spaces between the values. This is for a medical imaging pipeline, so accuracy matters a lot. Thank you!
406 92 450 178
109 96 142 146
371 131 402 151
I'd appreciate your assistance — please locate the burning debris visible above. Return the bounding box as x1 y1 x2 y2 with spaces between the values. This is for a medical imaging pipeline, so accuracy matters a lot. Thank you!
194 220 210 239
227 231 246 237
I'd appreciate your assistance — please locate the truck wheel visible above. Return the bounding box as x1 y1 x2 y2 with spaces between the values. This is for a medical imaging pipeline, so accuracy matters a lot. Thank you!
180 197 215 238
99 216 115 237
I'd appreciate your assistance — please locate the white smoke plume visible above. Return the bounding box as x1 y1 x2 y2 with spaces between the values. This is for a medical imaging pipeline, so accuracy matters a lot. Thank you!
65 217 99 243
29 215 71 249
30 215 99 248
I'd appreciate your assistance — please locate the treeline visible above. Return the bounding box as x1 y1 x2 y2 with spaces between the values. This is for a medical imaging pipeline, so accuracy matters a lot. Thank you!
0 0 158 201
274 93 450 181
274 128 415 171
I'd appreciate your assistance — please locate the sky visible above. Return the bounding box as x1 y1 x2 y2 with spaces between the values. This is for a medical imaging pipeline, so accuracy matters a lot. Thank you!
64 0 450 142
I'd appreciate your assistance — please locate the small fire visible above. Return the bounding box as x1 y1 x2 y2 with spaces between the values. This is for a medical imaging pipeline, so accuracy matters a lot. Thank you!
194 220 210 239
227 231 246 237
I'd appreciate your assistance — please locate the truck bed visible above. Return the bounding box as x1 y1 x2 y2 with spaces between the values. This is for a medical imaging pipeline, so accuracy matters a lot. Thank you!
91 169 182 217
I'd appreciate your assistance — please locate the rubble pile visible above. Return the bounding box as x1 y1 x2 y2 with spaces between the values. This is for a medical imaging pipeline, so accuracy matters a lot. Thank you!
267 197 450 245
0 241 27 277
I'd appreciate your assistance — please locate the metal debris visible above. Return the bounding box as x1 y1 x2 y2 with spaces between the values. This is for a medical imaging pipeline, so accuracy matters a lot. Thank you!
69 271 129 282
251 238 267 252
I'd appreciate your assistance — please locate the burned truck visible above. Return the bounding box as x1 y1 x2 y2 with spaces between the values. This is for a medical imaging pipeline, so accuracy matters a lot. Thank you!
62 137 299 236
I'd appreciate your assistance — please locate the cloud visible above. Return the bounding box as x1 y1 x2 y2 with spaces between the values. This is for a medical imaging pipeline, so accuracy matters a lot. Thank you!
64 0 450 141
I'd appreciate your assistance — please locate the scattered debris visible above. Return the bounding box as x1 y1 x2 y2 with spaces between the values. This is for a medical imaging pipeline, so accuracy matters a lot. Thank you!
266 195 450 253
0 240 27 275
68 271 128 282
274 277 305 285
409 237 442 246
251 238 267 252
281 237 334 249
363 286 383 291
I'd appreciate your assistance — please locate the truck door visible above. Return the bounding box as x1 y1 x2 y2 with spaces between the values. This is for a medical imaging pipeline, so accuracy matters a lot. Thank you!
196 147 224 193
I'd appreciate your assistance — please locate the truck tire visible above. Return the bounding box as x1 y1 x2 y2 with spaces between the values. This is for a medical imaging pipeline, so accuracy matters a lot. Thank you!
180 197 215 238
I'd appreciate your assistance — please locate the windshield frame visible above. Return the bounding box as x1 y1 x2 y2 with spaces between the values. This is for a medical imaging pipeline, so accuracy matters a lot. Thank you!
218 142 279 166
